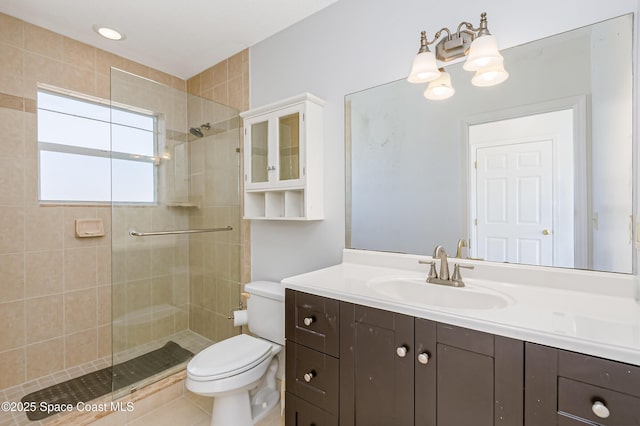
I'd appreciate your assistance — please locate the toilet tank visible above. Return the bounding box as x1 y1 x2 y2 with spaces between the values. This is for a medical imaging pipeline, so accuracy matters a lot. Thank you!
245 281 285 345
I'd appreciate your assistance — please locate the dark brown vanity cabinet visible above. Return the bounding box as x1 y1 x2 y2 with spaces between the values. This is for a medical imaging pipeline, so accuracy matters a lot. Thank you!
285 289 640 426
525 343 640 426
285 289 340 425
339 302 524 426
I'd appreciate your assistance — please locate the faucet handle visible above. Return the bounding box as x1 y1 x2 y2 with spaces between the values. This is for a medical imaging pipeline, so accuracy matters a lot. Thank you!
418 259 439 281
451 263 474 287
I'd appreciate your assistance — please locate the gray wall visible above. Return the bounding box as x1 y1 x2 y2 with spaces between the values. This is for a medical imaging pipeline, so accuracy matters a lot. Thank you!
249 0 639 281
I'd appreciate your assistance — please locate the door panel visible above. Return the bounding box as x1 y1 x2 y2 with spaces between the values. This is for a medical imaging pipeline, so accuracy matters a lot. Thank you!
437 344 494 426
476 140 553 265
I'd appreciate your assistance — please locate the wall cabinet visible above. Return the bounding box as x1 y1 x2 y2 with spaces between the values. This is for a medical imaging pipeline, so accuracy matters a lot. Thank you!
285 290 640 426
240 93 324 220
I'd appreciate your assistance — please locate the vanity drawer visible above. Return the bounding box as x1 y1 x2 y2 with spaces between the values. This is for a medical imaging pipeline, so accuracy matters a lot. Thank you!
286 341 339 415
436 322 494 356
285 392 338 426
559 350 640 397
285 289 339 356
558 377 640 425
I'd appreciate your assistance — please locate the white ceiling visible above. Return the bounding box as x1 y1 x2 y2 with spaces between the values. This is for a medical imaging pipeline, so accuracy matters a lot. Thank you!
0 0 339 79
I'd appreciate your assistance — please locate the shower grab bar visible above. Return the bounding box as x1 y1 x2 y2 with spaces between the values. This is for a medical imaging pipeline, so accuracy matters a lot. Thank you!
129 226 232 237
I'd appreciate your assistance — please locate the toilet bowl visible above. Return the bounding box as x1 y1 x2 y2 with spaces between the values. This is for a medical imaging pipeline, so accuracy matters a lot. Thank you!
186 281 284 426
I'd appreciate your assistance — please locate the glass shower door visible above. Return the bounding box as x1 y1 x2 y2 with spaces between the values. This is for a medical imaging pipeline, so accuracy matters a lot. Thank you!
110 68 241 395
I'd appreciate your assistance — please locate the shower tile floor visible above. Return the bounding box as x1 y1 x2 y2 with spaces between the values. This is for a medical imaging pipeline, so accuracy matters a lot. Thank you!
0 330 213 426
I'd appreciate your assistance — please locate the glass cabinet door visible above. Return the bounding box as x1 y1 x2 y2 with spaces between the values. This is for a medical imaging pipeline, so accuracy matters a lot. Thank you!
250 120 269 183
278 113 300 181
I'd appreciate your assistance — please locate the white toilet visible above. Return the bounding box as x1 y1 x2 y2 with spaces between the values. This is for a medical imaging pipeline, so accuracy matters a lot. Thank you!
186 281 284 426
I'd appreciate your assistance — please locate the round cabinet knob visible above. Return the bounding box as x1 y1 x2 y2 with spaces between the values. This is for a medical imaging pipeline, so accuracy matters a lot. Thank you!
542 229 551 235
417 352 430 365
303 372 315 383
396 345 408 358
592 401 610 419
303 317 314 326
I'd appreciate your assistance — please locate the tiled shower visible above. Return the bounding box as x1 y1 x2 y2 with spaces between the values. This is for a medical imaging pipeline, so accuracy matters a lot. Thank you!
0 12 250 423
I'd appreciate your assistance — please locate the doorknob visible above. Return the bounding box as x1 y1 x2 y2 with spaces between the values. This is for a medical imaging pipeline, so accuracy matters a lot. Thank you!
542 229 551 235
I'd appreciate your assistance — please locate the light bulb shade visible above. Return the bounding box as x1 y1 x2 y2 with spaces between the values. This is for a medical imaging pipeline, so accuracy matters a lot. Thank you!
471 62 509 87
463 34 503 71
424 71 455 100
408 51 441 83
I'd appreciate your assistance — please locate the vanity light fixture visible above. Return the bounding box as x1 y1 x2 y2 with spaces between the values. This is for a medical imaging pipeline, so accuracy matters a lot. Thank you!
93 25 125 41
408 12 508 99
424 68 455 100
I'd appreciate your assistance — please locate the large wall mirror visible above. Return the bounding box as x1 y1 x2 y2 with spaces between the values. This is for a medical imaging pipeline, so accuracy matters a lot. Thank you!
346 14 634 274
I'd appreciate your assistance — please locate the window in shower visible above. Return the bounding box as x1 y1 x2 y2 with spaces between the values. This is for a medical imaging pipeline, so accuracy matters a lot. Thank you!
37 89 157 203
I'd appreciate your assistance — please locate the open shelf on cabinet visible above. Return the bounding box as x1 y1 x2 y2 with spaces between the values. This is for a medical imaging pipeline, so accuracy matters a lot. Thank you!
244 189 317 220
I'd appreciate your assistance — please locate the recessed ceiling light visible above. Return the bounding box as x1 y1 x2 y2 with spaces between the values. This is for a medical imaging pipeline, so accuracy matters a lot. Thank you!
93 25 125 41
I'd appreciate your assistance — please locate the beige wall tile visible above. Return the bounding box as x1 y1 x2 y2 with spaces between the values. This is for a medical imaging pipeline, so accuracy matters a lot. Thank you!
0 254 24 302
24 206 63 252
97 285 111 326
63 37 96 71
26 338 63 380
0 43 23 98
0 107 25 158
64 247 97 290
22 52 64 99
200 67 214 92
96 49 127 76
0 13 24 48
151 276 172 306
24 23 63 60
25 250 63 297
212 83 228 105
63 63 96 96
26 294 62 344
97 245 112 286
212 61 228 87
228 52 243 77
0 347 25 389
64 288 97 334
0 157 24 206
228 76 244 111
97 324 111 359
126 248 151 281
0 300 25 351
0 206 24 254
148 68 173 87
65 328 97 368
187 75 200 96
126 279 151 312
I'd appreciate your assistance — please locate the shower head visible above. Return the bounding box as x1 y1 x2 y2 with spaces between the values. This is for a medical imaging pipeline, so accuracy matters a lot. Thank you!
189 122 211 138
189 127 204 138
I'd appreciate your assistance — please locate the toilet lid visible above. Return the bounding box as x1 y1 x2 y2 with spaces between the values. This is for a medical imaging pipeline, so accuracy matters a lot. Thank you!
188 334 273 381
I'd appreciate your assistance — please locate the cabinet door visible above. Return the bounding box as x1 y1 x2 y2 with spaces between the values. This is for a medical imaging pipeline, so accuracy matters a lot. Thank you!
416 321 524 426
278 111 302 182
340 302 414 426
247 119 269 185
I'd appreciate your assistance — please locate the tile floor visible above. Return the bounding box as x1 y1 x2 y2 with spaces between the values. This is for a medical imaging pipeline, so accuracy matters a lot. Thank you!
126 395 284 426
0 331 213 426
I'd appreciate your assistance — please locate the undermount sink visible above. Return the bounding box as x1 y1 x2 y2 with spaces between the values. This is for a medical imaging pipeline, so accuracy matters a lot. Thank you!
366 276 513 310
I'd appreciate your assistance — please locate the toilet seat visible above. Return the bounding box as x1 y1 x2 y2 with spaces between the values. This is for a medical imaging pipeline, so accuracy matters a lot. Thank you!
187 334 273 382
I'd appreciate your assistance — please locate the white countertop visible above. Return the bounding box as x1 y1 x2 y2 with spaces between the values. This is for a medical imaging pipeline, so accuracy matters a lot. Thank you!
282 249 640 366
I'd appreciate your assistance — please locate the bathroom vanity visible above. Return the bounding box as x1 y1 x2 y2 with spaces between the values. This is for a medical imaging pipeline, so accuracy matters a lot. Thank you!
282 250 640 426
